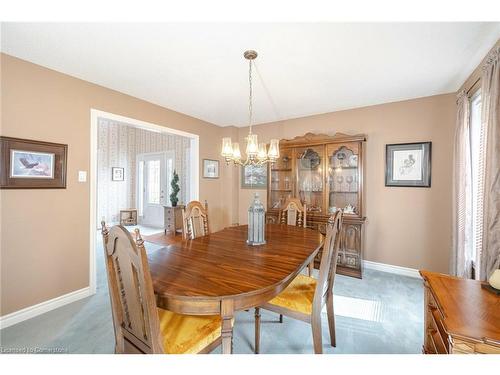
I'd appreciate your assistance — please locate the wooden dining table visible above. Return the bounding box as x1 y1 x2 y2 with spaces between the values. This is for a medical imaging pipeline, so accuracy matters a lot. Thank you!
147 223 324 354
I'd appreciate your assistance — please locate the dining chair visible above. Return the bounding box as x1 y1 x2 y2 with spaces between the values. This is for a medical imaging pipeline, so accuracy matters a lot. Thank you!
254 210 343 354
100 221 222 354
280 198 313 277
182 200 209 240
279 197 307 227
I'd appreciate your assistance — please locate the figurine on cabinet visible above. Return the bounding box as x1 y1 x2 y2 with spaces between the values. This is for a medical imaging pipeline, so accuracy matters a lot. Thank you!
344 204 355 214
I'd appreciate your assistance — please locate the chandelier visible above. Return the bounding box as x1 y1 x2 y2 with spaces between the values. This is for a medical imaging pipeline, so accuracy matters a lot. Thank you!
221 50 279 166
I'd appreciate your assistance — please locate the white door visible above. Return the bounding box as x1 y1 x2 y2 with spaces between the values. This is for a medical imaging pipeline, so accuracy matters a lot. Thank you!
137 152 174 227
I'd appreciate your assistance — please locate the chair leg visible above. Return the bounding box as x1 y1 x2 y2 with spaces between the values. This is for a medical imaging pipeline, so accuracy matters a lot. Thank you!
311 312 323 354
254 308 261 354
326 293 336 347
308 261 314 276
115 335 125 354
279 314 283 323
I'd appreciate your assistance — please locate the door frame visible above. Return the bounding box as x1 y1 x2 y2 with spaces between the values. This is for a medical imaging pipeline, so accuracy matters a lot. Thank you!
89 109 199 294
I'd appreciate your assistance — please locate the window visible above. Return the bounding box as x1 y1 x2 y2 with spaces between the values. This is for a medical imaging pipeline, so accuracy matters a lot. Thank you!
166 157 174 201
137 160 144 215
147 159 161 205
470 90 485 275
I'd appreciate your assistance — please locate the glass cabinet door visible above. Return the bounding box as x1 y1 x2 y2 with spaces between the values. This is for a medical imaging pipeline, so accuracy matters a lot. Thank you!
269 148 293 209
295 145 325 213
327 143 361 216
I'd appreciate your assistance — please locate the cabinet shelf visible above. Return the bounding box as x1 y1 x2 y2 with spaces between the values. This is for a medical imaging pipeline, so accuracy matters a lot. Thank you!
330 166 358 170
271 168 292 172
270 189 292 192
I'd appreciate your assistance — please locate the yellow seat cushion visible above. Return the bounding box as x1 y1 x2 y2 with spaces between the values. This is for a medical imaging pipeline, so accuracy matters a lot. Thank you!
267 274 317 315
157 308 221 354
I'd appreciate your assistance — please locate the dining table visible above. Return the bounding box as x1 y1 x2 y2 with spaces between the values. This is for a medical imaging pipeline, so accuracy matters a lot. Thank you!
147 223 324 354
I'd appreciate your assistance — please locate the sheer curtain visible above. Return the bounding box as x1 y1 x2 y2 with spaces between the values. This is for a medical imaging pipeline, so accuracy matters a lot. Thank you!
480 46 500 280
451 90 473 277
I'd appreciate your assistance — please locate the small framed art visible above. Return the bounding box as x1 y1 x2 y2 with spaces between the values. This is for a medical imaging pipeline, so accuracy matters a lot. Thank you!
203 159 219 179
112 167 125 181
385 142 431 187
0 136 67 189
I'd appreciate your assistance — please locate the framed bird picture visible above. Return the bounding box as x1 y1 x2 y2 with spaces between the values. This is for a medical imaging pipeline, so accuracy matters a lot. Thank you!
0 136 68 189
385 142 431 187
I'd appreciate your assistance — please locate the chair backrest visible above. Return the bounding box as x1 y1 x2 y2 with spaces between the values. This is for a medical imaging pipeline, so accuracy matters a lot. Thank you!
312 210 343 312
101 222 163 354
279 198 307 227
182 200 209 240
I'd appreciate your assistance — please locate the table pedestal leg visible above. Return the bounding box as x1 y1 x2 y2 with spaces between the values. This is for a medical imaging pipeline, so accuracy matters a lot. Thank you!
221 299 234 354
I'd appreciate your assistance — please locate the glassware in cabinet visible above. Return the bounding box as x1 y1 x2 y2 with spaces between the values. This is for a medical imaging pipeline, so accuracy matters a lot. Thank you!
269 149 293 209
327 143 361 217
295 145 325 213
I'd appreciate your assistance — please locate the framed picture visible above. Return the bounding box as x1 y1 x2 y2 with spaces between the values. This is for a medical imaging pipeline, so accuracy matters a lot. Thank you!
203 159 219 179
385 142 431 187
0 136 67 189
241 164 268 189
112 167 125 181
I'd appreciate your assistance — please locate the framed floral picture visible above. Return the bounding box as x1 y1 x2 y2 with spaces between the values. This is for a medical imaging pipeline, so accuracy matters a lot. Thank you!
385 142 431 187
0 136 67 189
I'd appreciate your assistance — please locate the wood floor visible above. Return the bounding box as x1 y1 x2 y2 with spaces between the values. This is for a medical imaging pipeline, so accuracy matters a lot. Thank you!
142 231 183 246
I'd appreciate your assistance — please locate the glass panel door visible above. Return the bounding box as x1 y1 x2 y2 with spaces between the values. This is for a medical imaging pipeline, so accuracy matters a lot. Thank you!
269 148 293 209
327 143 360 216
146 159 161 204
137 151 175 227
295 145 324 213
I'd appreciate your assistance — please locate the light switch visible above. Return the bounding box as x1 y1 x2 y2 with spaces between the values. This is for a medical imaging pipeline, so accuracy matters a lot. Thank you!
78 171 87 182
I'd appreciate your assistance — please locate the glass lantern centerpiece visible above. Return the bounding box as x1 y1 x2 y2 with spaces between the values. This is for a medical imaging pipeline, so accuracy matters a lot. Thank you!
247 193 266 246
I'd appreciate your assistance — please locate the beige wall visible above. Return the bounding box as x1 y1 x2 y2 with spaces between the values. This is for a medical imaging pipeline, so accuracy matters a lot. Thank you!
0 53 232 315
0 53 455 317
236 94 456 273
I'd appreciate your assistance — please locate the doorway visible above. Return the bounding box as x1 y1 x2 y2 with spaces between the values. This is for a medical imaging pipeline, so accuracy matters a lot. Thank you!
89 109 199 294
137 151 175 227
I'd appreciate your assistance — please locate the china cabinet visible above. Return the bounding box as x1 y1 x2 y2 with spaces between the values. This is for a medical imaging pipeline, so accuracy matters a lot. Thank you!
266 133 367 278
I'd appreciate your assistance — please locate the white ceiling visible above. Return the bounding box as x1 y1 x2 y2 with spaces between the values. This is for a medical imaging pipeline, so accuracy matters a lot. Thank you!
2 22 500 127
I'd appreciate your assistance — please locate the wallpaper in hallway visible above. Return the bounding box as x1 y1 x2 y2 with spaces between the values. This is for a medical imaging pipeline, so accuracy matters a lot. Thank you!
97 118 191 224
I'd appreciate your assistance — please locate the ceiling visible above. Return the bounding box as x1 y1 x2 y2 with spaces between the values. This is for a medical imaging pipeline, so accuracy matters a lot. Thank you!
2 22 500 127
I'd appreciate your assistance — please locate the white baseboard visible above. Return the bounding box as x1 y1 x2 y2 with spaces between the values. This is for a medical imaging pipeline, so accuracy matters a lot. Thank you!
363 260 421 278
0 287 93 330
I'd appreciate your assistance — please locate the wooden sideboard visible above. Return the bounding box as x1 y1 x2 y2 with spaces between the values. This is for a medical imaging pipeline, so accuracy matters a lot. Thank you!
164 205 184 235
420 270 500 354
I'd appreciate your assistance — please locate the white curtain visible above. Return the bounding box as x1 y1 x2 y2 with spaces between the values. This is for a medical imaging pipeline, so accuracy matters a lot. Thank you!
451 90 473 278
480 46 500 280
